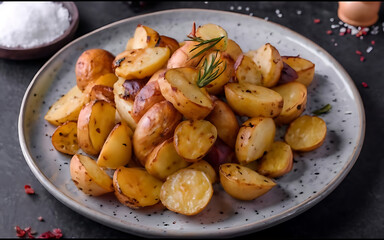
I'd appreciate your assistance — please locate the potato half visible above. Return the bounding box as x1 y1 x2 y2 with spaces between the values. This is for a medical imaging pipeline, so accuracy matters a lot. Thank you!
187 160 217 183
174 120 217 162
284 115 327 151
125 24 160 50
224 38 243 62
113 167 163 209
158 67 214 119
97 123 132 169
196 23 228 51
236 117 276 164
160 168 213 215
272 81 307 125
224 82 283 118
282 56 315 87
51 121 79 155
234 54 263 86
219 163 276 200
70 154 114 196
77 100 116 155
113 78 138 130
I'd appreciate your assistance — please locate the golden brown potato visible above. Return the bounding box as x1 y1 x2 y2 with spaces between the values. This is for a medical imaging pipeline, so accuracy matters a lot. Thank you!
70 154 114 196
166 41 204 69
75 49 115 91
282 56 315 87
224 82 283 118
187 160 217 183
157 35 180 55
219 163 276 200
160 168 213 215
158 67 214 119
236 117 276 165
97 123 132 169
284 115 327 152
234 54 263 86
196 23 228 51
145 138 190 181
174 120 217 162
113 167 163 209
51 121 79 155
113 47 170 80
206 99 239 148
125 24 160 50
77 100 116 155
224 38 243 62
272 81 307 125
88 85 115 105
256 141 293 178
246 43 283 88
44 85 87 126
133 101 182 166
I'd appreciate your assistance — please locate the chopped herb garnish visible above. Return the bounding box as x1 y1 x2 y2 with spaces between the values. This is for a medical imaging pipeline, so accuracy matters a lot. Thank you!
196 51 226 88
186 36 225 59
312 104 332 115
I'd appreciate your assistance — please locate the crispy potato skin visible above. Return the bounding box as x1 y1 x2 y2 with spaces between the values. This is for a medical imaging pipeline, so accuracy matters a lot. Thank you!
51 121 79 155
133 101 182 166
75 49 115 91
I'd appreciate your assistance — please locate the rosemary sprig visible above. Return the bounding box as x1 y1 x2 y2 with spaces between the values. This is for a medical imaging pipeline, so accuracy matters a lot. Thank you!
197 51 227 88
312 104 332 115
186 36 225 60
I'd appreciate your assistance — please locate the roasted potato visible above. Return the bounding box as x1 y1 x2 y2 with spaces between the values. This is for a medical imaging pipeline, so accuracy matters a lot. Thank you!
88 85 115 105
133 101 182 166
145 138 190 181
44 85 87 126
256 141 293 178
284 115 327 151
236 117 276 165
157 35 180 55
75 48 115 91
187 160 217 183
174 120 217 162
234 54 263 86
70 154 114 196
158 67 214 119
97 123 132 169
206 99 239 148
246 43 283 88
77 100 116 155
196 23 228 51
224 38 243 62
51 121 79 155
113 167 163 209
224 82 283 118
204 138 237 173
125 24 160 50
160 168 213 215
282 56 315 87
113 47 170 80
219 163 276 200
272 81 307 125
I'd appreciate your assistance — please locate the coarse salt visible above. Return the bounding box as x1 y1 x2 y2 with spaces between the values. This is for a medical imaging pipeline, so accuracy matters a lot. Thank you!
0 2 70 48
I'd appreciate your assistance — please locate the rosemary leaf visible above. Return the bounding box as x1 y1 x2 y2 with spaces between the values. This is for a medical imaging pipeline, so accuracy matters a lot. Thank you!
186 36 225 59
312 104 332 115
197 51 227 88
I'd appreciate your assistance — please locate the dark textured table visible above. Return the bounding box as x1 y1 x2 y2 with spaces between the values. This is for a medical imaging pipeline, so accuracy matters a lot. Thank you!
1 1 384 238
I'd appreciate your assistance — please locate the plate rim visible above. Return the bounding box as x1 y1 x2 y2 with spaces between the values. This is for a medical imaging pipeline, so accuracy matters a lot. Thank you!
18 8 366 238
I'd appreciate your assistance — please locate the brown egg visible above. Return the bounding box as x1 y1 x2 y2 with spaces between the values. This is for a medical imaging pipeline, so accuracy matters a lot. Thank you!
338 1 381 27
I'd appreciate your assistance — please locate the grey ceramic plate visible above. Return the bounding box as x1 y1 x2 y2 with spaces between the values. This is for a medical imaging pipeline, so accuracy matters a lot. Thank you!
18 9 365 238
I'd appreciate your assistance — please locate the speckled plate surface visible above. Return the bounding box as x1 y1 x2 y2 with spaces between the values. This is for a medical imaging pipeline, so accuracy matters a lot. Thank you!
18 9 365 238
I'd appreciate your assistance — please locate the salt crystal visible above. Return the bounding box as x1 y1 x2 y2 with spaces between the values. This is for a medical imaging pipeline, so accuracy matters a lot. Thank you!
330 17 334 22
296 10 302 15
237 6 242 10
230 6 234 10
277 13 283 18
249 13 254 16
245 7 250 11
339 21 344 25
334 42 338 46
366 46 373 53
264 17 269 21
340 27 346 33
0 2 70 48
331 24 340 29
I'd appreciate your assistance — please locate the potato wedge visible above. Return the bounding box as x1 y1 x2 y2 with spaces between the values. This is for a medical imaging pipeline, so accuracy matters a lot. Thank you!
282 56 315 87
157 35 180 55
44 85 87 126
174 120 217 162
113 47 170 80
113 167 163 209
219 163 276 200
234 54 263 86
77 100 116 155
132 71 166 122
89 85 115 105
236 117 276 164
224 82 283 118
70 154 114 196
196 23 228 51
97 123 132 169
125 24 160 50
272 81 307 125
160 168 213 215
51 121 79 155
187 160 217 183
206 99 239 148
225 38 243 62
75 49 115 91
145 138 190 181
256 141 293 178
133 101 182 166
246 43 283 88
284 115 327 151
158 67 214 119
